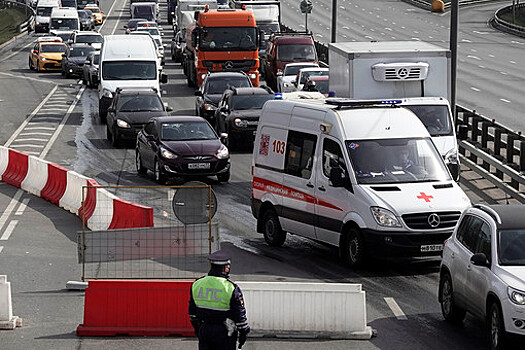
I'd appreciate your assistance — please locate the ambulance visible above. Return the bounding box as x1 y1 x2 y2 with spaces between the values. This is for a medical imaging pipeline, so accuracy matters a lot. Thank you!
251 98 471 266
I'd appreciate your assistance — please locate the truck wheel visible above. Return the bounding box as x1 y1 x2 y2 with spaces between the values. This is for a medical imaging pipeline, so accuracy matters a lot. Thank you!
489 302 506 350
439 272 466 324
262 209 286 247
341 227 366 267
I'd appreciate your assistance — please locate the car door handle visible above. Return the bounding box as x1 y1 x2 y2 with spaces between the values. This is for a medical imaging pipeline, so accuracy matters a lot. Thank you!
306 182 314 188
467 264 471 271
318 186 326 192
451 252 455 259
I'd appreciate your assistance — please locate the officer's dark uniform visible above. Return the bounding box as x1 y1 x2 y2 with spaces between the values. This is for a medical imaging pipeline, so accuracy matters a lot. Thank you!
188 251 250 350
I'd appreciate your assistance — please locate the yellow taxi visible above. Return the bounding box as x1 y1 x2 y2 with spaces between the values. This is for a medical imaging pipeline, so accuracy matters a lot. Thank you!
85 5 104 25
28 37 67 72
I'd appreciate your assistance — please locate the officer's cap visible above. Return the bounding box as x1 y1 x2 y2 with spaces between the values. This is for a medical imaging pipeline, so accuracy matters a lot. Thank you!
208 250 231 265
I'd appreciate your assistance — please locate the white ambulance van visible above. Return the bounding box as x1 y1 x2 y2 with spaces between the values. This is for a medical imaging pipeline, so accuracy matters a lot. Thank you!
251 98 471 266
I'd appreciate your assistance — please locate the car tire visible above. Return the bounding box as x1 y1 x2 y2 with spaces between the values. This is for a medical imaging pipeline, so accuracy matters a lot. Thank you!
439 272 466 324
136 151 147 175
489 301 506 350
99 107 107 124
111 126 120 147
341 227 366 267
36 60 41 72
106 124 112 142
262 208 286 247
65 69 70 79
154 158 166 184
82 76 87 85
217 170 230 183
28 58 33 70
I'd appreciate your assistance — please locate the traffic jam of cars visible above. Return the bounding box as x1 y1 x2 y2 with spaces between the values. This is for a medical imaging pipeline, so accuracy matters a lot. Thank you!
25 0 525 348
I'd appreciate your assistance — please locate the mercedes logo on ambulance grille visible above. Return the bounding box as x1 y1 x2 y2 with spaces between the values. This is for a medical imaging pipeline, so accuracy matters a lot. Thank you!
223 61 234 70
397 68 409 79
428 213 440 228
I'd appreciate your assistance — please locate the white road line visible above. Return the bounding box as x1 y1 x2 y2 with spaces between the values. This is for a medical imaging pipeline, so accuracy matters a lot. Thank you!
0 246 3 254
19 132 53 136
467 55 481 61
15 198 30 216
0 190 23 233
384 297 408 320
0 220 19 241
11 138 49 142
1 40 35 61
0 72 56 84
500 98 511 103
500 71 508 75
4 85 58 147
510 61 516 64
471 87 480 92
24 126 56 131
11 144 44 148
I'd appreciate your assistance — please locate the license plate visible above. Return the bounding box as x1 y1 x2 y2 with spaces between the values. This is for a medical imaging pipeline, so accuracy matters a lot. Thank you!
188 163 210 169
420 244 443 252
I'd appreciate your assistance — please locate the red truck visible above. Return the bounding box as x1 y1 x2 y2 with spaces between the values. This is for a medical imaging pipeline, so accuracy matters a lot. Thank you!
183 7 262 87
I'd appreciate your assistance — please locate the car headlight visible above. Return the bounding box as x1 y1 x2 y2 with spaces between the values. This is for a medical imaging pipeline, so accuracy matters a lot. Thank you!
160 146 177 159
249 73 257 79
102 89 113 98
508 287 525 305
216 144 229 159
370 207 402 227
201 73 207 80
40 57 47 61
204 103 216 111
36 21 40 25
444 148 458 165
116 119 130 128
234 118 248 128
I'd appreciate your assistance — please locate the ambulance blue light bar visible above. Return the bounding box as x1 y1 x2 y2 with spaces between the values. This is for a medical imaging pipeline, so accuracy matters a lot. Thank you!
325 98 402 107
274 93 283 100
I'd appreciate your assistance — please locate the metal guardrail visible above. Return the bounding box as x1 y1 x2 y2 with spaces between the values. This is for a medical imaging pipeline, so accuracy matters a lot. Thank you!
491 3 525 38
0 0 34 34
278 24 525 202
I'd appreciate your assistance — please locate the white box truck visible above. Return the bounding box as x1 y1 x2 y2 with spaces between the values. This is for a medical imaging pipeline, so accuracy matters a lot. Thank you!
35 0 61 33
328 41 460 180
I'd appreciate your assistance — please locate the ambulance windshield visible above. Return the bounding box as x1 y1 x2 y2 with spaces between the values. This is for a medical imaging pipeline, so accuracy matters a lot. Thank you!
346 138 451 184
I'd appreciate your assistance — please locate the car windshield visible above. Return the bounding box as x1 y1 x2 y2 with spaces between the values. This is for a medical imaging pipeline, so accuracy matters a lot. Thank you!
200 27 257 51
206 77 251 94
232 95 273 110
78 11 88 19
69 46 95 57
36 7 53 16
306 79 329 94
277 44 316 61
102 61 156 80
129 19 146 29
284 64 317 77
87 7 100 13
50 18 79 31
259 23 280 35
137 28 159 36
117 94 163 112
347 138 451 184
161 122 216 141
76 35 103 43
300 70 327 84
403 105 453 137
499 229 525 265
40 44 66 53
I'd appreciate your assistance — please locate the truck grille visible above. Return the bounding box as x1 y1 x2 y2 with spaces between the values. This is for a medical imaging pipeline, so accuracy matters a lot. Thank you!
402 211 461 230
202 60 256 73
372 62 429 81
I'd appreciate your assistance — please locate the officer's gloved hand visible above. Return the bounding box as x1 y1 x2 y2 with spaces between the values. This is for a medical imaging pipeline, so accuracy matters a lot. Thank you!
238 327 250 349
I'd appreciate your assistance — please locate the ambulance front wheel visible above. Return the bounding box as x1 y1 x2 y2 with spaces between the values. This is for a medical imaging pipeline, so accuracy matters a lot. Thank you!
262 209 286 247
341 227 366 267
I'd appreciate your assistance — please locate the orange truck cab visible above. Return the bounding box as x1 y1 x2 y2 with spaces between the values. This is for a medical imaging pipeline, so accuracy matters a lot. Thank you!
184 7 261 87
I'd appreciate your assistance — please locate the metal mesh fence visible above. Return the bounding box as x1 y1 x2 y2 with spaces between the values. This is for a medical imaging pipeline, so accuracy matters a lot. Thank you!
78 184 219 280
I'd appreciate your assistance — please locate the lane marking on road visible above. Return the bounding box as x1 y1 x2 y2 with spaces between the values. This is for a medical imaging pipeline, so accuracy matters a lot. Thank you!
500 99 511 103
4 85 58 147
0 190 23 233
0 72 56 84
467 55 481 61
1 40 35 62
384 297 407 320
99 0 122 32
15 199 29 216
11 138 49 142
0 246 3 254
0 220 18 241
19 132 53 136
500 71 508 75
510 61 516 64
111 0 128 35
471 87 480 92
40 85 86 158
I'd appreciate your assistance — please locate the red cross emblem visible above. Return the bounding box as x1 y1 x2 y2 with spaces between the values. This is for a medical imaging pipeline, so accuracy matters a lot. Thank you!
417 192 433 202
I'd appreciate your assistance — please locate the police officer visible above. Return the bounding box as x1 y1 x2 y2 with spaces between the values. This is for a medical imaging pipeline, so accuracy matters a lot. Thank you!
188 251 250 350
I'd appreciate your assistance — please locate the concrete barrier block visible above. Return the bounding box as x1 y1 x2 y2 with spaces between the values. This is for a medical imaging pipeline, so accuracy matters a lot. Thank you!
21 156 49 196
0 275 22 330
60 171 91 214
237 282 373 339
0 146 8 177
87 188 117 231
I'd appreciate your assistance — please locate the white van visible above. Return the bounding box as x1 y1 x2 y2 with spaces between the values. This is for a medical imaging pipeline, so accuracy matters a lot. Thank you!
96 35 168 123
49 7 80 32
251 98 471 266
35 0 61 33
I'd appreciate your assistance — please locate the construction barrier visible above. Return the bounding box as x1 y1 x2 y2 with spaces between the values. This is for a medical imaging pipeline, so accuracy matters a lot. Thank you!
0 275 22 330
77 280 372 339
0 146 153 231
76 280 194 336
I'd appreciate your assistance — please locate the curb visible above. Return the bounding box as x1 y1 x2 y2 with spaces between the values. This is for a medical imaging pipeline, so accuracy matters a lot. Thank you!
0 30 30 52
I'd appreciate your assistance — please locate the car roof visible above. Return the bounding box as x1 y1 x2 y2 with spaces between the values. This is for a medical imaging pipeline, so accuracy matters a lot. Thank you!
206 72 248 80
70 43 92 48
299 67 328 73
152 115 207 124
117 87 159 95
75 31 102 36
274 36 314 44
285 62 318 68
474 204 525 230
231 87 272 96
307 76 329 81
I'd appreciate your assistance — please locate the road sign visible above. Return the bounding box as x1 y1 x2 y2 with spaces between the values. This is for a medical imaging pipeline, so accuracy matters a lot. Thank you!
300 0 313 14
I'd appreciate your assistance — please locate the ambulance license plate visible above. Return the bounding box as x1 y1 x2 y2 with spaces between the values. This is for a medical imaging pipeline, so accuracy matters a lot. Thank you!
420 244 443 252
188 163 210 169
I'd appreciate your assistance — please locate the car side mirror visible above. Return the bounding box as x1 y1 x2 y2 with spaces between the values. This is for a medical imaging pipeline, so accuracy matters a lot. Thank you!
457 124 468 141
107 107 115 113
124 25 128 28
165 106 173 112
220 133 228 143
276 71 283 77
329 167 346 187
62 54 66 57
160 73 168 84
471 252 490 267
194 90 203 97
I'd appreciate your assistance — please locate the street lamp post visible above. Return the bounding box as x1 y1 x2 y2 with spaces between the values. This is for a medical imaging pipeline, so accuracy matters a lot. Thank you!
450 0 458 121
331 0 337 42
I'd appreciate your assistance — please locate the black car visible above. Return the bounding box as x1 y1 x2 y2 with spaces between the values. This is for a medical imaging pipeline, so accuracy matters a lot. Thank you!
136 116 231 184
61 43 96 78
78 10 95 30
106 87 172 146
214 86 275 149
194 72 252 122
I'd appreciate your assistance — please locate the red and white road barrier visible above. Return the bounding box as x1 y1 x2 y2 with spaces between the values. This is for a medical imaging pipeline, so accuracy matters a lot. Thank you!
0 275 22 330
0 146 153 231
